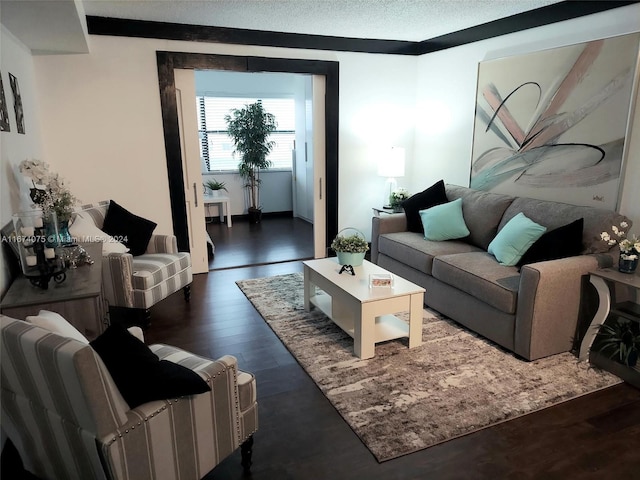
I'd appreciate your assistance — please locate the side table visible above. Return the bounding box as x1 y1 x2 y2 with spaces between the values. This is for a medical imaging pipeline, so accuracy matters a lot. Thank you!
372 206 399 217
579 268 640 361
0 242 107 340
204 194 232 227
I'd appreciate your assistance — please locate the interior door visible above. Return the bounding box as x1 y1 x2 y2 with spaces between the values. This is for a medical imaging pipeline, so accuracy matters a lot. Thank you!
312 75 326 258
293 75 312 222
175 69 208 274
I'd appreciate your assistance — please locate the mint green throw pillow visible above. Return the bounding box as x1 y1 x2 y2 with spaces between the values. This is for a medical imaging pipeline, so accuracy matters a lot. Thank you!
488 212 547 266
419 198 470 241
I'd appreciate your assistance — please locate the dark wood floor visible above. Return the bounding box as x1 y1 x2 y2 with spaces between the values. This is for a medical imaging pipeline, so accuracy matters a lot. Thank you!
207 214 314 270
4 217 640 479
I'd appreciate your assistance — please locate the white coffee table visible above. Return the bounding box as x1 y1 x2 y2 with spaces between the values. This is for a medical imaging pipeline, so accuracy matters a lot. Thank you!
303 258 425 359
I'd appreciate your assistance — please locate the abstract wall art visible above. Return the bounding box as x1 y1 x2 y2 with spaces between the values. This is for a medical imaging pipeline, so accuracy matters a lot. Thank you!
9 72 25 134
470 33 640 210
0 72 10 132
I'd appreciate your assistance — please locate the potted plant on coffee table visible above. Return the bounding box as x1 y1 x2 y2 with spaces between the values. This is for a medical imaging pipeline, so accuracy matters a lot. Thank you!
225 100 277 224
330 228 369 266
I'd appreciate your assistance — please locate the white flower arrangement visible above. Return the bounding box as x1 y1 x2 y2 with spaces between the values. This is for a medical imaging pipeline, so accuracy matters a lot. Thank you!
601 221 640 261
389 188 410 208
19 159 78 222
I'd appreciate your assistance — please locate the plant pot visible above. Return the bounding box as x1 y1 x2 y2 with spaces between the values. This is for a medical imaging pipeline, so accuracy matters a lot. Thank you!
627 350 638 368
248 207 262 224
619 255 638 274
336 251 365 266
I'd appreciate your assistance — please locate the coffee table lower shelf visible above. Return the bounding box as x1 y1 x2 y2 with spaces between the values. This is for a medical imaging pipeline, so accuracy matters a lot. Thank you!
311 291 411 343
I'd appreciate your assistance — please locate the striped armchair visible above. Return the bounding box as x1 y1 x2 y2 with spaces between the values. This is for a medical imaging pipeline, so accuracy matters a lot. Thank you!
76 201 193 325
1 315 258 479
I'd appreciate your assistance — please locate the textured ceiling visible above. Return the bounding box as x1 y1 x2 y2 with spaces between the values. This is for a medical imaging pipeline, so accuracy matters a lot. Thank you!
81 0 563 42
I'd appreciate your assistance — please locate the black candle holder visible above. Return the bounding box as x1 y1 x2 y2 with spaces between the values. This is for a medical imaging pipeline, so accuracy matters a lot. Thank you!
26 235 67 289
12 210 67 290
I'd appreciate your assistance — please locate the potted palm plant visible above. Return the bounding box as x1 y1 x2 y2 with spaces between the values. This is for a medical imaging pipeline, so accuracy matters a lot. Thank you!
225 101 277 223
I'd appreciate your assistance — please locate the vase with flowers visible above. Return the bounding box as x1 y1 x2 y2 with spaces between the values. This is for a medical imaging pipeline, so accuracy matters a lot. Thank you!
601 221 639 274
19 159 78 245
389 188 410 213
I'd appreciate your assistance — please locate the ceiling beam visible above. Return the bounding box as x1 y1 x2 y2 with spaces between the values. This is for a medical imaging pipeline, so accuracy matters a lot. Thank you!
415 0 639 54
86 1 638 56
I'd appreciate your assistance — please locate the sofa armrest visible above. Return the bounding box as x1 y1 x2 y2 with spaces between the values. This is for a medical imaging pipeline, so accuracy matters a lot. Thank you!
145 234 178 254
101 252 135 308
98 350 257 480
515 253 615 360
371 213 407 264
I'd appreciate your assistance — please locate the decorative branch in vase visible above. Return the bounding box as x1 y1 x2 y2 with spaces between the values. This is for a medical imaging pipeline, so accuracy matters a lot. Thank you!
601 221 640 274
19 159 78 244
389 188 410 213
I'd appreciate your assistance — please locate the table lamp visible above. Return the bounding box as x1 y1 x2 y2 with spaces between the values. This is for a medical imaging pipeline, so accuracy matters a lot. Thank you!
378 147 405 208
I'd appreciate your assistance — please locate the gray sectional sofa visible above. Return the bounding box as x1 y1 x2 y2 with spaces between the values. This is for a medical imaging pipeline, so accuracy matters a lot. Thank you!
371 184 631 361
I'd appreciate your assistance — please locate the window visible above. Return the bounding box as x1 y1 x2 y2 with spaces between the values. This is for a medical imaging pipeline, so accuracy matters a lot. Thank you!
197 96 295 171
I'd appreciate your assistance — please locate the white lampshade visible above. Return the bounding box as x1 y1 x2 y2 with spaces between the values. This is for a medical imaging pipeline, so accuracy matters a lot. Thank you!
378 147 406 178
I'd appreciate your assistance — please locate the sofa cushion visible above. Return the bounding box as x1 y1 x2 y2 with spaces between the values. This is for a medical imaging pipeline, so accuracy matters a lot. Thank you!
103 200 157 256
432 252 521 314
420 198 470 241
401 180 448 233
518 218 584 266
445 184 515 250
378 232 482 275
488 213 547 266
74 201 109 229
499 197 631 254
90 323 210 408
26 310 89 344
132 252 192 290
69 212 129 254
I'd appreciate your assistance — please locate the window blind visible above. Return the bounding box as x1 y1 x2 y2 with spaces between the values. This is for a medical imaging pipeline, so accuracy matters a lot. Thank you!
197 96 295 171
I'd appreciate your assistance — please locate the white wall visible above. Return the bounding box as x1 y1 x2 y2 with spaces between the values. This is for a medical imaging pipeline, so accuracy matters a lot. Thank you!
31 36 416 240
11 4 640 253
414 3 640 234
338 52 417 234
0 26 44 296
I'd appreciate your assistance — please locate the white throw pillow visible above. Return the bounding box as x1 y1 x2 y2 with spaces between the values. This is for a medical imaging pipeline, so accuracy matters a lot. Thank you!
127 326 145 343
69 213 129 254
26 310 89 344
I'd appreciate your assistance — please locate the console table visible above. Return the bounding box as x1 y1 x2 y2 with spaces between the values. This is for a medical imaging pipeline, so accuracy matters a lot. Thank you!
578 268 639 388
579 268 640 361
0 242 107 340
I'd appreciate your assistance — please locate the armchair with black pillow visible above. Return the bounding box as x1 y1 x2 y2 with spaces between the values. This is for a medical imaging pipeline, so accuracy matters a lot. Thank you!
70 200 193 326
1 314 258 480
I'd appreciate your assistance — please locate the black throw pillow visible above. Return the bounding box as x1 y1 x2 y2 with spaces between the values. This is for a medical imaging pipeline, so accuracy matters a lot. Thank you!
517 218 584 267
102 200 157 256
90 324 210 408
401 180 448 233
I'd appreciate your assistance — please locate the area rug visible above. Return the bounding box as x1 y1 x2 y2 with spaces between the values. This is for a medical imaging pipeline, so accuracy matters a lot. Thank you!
236 273 621 462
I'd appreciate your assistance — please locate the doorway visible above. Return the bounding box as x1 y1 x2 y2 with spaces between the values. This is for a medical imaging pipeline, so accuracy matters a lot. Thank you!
156 52 339 268
193 70 317 270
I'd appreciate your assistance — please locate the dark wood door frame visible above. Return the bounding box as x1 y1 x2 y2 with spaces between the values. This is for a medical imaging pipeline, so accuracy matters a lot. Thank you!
156 51 339 252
